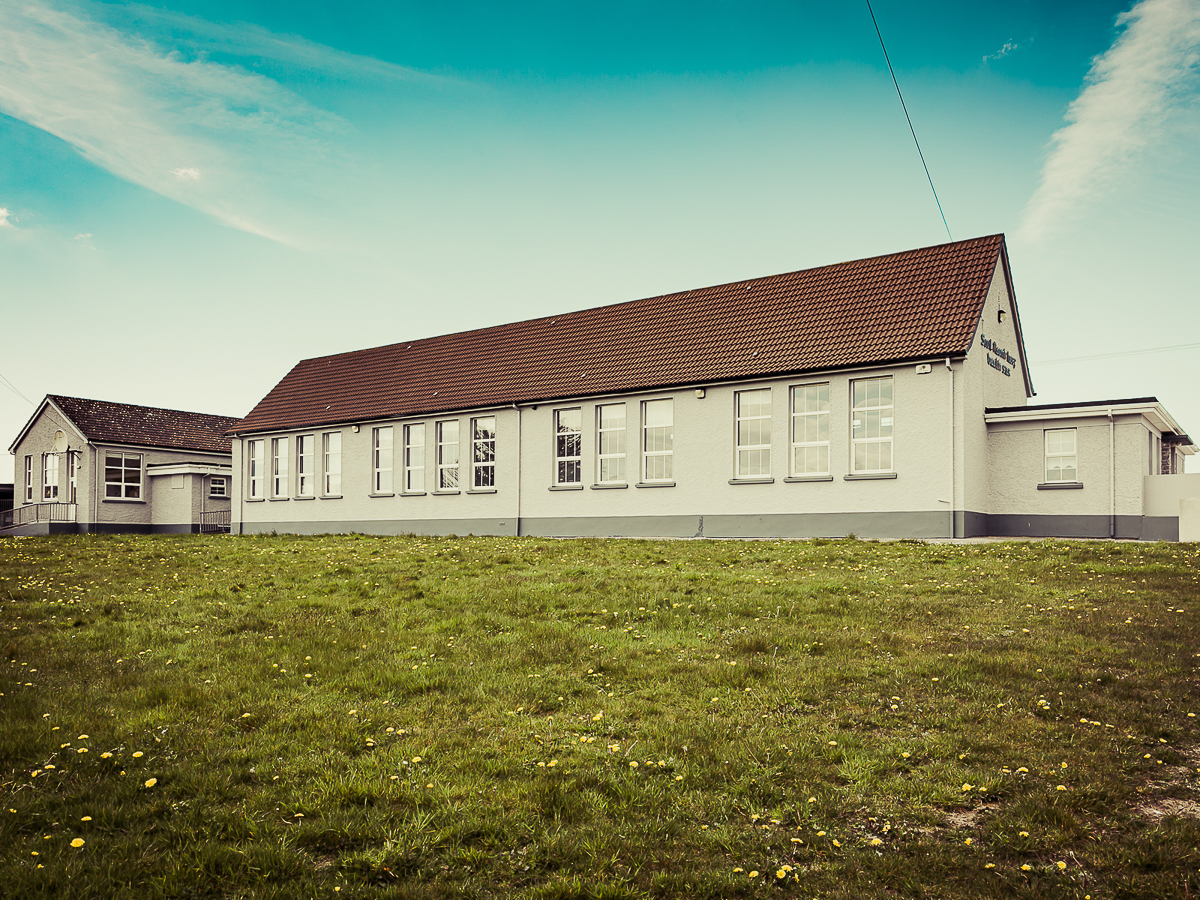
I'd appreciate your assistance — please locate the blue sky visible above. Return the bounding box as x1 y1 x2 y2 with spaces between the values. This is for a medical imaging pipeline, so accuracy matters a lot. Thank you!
2 0 1199 480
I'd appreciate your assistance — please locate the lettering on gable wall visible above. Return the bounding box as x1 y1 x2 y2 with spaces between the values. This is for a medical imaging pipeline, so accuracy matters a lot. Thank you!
979 333 1015 377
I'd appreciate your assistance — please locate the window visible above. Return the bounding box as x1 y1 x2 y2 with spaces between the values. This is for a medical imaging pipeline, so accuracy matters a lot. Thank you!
555 408 582 485
735 388 772 478
104 452 142 499
68 452 79 504
472 416 496 488
437 421 460 489
23 456 32 503
851 377 893 473
404 423 425 492
323 432 342 495
209 476 228 498
1045 429 1077 483
373 426 394 493
642 398 674 482
791 383 830 475
596 403 627 483
271 437 290 498
42 453 59 500
296 435 315 497
247 440 264 499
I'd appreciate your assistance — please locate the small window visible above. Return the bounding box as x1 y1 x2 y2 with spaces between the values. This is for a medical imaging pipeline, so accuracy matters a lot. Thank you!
735 388 772 477
404 423 425 492
472 416 496 488
437 421 460 489
851 377 894 473
555 409 582 485
209 476 228 498
596 403 627 484
247 440 264 499
323 432 342 495
104 452 142 499
24 455 33 503
642 398 674 482
373 426 394 493
271 437 290 498
791 383 830 475
43 453 59 500
1045 428 1077 483
296 434 315 497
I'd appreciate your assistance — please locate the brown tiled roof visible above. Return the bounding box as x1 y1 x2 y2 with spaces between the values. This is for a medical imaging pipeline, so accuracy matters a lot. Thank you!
233 235 1008 435
49 396 239 454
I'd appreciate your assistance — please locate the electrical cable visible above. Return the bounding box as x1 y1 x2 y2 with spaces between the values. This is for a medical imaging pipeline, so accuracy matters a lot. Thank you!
0 369 34 405
865 0 952 241
1033 341 1200 366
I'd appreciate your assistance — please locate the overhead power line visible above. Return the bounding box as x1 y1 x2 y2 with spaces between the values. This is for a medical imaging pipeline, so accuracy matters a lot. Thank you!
865 0 952 241
1033 341 1200 366
0 369 34 406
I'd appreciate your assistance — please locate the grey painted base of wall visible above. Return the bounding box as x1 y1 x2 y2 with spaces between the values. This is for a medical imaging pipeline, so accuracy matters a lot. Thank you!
240 518 519 537
986 514 1178 541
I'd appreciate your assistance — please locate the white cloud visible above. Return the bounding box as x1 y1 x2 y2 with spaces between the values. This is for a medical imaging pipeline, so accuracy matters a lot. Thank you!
1019 0 1200 240
0 207 13 227
983 40 1022 64
0 1 407 246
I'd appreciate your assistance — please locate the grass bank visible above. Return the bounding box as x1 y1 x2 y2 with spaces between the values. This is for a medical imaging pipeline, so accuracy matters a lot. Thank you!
1 534 1198 899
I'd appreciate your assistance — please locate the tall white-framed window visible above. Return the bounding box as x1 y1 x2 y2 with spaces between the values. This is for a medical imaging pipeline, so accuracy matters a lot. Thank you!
104 452 142 499
323 432 342 495
791 383 830 475
271 437 290 498
850 377 893 474
437 421 460 489
296 434 315 497
472 416 496 489
642 398 674 482
24 455 33 503
247 440 264 499
735 388 772 478
1045 428 1077 483
68 451 79 503
42 453 59 500
373 426 394 493
596 403 627 484
404 423 425 493
209 476 228 498
554 408 582 485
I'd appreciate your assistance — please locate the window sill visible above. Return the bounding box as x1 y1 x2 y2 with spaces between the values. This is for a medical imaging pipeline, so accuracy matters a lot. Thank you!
549 484 584 491
293 496 315 501
369 492 395 498
636 481 676 488
467 488 497 494
785 475 834 483
321 494 343 500
433 489 461 496
729 477 774 485
102 497 145 504
269 496 290 501
591 483 628 490
245 497 265 503
844 473 898 481
1038 482 1083 490
402 491 426 497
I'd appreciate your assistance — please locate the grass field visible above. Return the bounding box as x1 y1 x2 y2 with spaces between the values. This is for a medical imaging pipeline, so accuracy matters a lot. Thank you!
1 533 1198 899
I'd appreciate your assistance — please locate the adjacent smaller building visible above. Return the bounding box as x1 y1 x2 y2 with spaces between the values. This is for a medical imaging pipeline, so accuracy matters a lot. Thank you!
3 395 239 535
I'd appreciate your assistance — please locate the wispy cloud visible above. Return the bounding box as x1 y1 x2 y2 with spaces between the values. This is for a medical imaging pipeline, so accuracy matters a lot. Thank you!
1019 0 1200 240
0 207 13 228
982 40 1024 64
0 1 453 247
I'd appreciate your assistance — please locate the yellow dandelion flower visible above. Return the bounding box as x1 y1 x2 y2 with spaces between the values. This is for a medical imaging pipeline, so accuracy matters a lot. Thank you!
962 783 974 792
816 830 826 837
100 752 112 759
748 871 759 878
870 838 883 846
132 751 143 759
70 838 85 848
1057 861 1067 870
81 816 91 822
144 777 157 788
1056 784 1067 791
77 734 89 740
629 761 638 768
964 838 973 845
1021 864 1032 871
1019 831 1029 837
776 869 787 879
733 867 743 873
985 862 995 869
832 839 841 847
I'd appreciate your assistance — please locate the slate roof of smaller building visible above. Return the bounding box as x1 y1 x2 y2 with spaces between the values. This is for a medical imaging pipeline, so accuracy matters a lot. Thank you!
233 234 1011 435
48 396 239 454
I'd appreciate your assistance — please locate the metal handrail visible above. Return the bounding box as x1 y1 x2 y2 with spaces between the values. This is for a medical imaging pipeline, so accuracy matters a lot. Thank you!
198 508 231 534
0 502 78 530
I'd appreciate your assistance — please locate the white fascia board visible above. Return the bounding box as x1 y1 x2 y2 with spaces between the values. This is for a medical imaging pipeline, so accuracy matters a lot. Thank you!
984 401 1185 435
145 464 234 477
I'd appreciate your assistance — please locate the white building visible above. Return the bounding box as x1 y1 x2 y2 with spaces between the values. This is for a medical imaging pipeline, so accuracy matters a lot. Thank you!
219 235 1193 540
4 396 238 535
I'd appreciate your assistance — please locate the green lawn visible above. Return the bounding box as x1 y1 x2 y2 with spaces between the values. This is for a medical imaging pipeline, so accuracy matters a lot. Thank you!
1 534 1198 899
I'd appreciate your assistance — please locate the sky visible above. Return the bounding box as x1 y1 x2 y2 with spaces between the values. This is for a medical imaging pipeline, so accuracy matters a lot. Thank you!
1 0 1199 481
